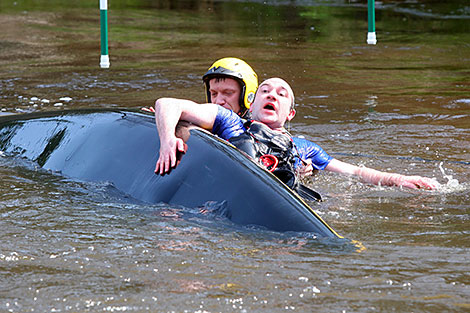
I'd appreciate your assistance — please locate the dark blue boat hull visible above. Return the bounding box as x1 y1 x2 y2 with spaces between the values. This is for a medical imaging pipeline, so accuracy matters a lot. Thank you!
0 109 340 238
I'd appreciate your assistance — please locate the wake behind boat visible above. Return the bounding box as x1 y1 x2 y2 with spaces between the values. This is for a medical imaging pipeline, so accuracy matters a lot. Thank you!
0 109 340 238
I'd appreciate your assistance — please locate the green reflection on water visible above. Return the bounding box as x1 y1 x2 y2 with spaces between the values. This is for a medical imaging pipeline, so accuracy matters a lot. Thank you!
0 0 468 113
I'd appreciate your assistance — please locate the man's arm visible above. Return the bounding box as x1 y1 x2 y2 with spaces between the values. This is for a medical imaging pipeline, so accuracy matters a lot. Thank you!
325 158 439 190
294 137 438 190
154 98 218 175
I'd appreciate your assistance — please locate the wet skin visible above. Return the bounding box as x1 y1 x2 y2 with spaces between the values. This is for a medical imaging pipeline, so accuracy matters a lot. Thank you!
208 78 242 114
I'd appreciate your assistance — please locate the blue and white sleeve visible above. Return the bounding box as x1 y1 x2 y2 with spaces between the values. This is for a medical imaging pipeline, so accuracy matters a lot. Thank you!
211 106 246 141
292 137 333 170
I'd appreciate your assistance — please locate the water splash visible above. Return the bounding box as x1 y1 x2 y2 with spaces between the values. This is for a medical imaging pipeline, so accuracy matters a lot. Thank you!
437 162 467 193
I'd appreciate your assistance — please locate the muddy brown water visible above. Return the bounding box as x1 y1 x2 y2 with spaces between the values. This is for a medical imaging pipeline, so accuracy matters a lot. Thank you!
1 0 469 312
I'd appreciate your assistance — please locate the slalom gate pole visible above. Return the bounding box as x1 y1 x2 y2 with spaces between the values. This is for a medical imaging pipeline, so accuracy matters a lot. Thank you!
367 0 377 45
100 0 110 68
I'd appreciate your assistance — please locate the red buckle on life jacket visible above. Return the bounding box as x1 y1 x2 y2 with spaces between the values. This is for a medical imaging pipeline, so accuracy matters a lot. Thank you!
260 154 278 172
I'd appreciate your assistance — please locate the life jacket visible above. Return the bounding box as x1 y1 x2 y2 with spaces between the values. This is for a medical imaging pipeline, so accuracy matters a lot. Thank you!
228 120 322 201
228 120 299 189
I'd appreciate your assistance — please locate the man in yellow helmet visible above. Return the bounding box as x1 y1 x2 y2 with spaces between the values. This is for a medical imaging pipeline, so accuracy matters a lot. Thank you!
202 57 258 118
142 57 257 117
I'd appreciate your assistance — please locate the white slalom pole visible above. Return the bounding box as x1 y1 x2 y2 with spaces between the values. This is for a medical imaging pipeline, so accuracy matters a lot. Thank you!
100 0 110 68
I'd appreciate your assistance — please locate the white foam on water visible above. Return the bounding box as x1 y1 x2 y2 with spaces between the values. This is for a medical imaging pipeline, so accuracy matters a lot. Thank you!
436 162 467 193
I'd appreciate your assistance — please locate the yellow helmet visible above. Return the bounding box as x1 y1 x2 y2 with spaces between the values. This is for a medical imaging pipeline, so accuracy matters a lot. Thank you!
203 57 258 114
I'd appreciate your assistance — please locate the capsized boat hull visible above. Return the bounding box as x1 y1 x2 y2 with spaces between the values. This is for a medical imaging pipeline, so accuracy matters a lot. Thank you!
0 109 340 238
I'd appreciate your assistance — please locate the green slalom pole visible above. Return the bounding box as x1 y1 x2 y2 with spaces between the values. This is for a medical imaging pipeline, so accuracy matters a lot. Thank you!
367 0 377 45
100 0 110 68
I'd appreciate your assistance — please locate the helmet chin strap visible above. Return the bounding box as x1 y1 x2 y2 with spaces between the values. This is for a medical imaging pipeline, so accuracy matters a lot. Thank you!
238 107 248 117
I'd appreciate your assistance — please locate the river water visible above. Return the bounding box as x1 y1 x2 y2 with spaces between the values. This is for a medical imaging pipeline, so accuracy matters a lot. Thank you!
1 0 469 312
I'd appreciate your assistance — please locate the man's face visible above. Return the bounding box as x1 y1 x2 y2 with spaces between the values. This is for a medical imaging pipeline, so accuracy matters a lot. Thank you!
208 78 242 113
250 78 295 131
